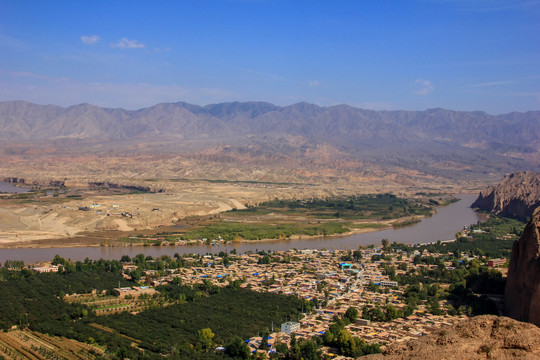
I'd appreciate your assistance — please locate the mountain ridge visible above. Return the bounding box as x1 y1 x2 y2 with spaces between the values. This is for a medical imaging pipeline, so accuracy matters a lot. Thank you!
2 100 539 142
1 100 539 179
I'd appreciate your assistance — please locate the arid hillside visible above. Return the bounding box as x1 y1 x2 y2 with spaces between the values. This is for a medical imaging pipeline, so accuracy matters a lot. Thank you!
1 100 539 182
472 172 540 219
365 315 540 360
1 100 538 247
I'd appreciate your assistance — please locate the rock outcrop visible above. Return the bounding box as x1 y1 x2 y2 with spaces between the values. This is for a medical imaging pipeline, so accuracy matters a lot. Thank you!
504 207 540 326
472 171 540 219
364 315 540 359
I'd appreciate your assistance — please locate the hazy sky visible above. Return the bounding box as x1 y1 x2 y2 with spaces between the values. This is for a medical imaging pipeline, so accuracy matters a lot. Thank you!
1 0 539 113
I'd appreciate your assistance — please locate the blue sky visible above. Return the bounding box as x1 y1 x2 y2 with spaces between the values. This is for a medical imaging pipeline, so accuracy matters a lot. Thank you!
0 0 539 113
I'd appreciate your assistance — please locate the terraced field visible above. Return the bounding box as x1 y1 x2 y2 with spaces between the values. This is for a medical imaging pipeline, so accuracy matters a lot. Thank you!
0 329 103 360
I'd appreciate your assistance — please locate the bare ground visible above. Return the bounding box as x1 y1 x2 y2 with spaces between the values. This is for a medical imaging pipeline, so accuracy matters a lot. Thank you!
0 150 484 248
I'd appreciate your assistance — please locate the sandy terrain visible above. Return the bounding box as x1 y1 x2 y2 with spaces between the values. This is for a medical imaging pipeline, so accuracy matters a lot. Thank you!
0 181 357 247
0 147 484 248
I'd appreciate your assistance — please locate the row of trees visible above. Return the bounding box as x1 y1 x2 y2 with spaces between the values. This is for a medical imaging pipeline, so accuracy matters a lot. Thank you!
371 252 504 317
251 193 432 220
0 255 312 359
179 221 350 241
322 307 381 357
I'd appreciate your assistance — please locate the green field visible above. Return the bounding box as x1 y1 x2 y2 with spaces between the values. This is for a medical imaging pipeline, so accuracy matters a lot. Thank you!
232 194 433 220
177 194 433 241
179 221 350 241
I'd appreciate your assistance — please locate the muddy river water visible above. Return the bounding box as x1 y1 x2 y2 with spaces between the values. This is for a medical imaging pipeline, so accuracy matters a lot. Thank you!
0 194 483 264
0 181 30 193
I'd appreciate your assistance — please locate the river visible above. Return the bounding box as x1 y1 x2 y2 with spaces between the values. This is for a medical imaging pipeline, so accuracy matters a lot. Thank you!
0 194 482 264
0 181 30 193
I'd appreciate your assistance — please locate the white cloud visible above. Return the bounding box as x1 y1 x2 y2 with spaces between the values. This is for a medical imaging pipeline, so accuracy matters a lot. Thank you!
505 92 540 102
308 80 320 87
111 38 145 49
423 0 539 12
356 101 397 111
5 71 53 80
2 70 70 83
0 34 25 48
154 47 171 53
245 68 291 82
413 79 434 95
80 35 101 45
465 80 512 88
0 71 242 109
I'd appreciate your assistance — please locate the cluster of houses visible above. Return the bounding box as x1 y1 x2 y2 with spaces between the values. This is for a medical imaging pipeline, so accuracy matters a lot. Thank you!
132 247 494 356
24 242 508 357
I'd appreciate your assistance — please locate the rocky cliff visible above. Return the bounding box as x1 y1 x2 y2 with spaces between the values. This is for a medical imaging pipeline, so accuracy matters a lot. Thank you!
504 207 540 326
472 172 540 219
364 315 540 359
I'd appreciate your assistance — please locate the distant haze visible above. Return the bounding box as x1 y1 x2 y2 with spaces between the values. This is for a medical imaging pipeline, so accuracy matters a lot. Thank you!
1 100 539 179
1 2 539 113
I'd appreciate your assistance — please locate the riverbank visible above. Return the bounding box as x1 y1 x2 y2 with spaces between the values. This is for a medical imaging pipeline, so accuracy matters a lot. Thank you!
0 195 482 263
0 217 403 249
0 181 31 193
0 189 442 248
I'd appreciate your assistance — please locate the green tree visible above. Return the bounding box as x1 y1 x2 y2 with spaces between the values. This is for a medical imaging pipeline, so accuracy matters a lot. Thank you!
367 281 378 292
225 336 251 359
196 328 214 351
52 255 66 265
384 305 400 321
299 339 321 360
337 329 355 356
345 306 358 323
428 298 444 315
290 332 297 347
274 342 288 356
259 331 269 349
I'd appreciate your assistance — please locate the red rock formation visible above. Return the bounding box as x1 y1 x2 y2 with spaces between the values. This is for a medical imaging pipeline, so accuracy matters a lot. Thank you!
472 172 540 219
505 208 540 326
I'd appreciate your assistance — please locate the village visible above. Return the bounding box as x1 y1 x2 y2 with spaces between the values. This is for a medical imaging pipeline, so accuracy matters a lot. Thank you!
78 241 502 358
24 216 513 358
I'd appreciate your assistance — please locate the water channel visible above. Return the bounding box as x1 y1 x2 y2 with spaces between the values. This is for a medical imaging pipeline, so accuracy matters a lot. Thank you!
0 181 30 193
0 194 483 264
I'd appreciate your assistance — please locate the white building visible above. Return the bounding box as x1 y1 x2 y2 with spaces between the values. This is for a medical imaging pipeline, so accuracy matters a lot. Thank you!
281 321 300 334
32 265 59 273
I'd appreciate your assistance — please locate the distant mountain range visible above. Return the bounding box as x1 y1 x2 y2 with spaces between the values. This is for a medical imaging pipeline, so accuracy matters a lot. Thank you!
1 100 539 178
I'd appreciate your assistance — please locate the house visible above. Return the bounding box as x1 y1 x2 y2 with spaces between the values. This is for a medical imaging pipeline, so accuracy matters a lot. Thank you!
281 321 301 334
32 265 59 273
113 286 157 298
487 258 506 267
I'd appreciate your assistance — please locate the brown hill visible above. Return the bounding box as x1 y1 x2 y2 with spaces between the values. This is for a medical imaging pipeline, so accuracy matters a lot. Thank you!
505 207 540 326
1 101 539 180
2 101 539 152
364 315 540 360
472 172 540 219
